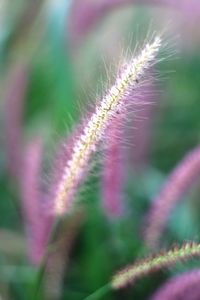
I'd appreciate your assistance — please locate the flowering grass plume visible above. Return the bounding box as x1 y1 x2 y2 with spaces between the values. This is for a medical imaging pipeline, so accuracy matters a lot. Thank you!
111 242 200 289
4 62 28 178
49 126 84 211
52 36 162 216
131 84 157 169
101 118 124 218
144 145 200 248
150 269 200 300
20 137 44 264
102 77 156 217
21 137 54 265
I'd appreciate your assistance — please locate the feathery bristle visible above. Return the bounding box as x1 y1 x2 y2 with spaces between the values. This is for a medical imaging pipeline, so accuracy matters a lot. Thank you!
53 36 162 215
112 242 200 289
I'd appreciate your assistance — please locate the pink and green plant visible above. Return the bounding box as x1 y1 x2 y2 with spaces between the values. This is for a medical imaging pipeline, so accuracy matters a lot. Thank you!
50 36 162 216
2 1 200 300
150 269 200 300
144 144 200 248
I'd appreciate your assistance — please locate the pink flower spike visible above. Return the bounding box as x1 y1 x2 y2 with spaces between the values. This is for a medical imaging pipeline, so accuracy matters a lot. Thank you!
144 145 200 248
20 137 46 264
4 62 28 179
48 123 85 214
131 83 157 170
101 72 156 217
102 118 124 218
51 36 162 216
150 269 200 300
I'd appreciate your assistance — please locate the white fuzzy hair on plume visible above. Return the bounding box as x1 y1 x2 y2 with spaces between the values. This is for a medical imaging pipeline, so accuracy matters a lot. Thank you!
53 36 162 215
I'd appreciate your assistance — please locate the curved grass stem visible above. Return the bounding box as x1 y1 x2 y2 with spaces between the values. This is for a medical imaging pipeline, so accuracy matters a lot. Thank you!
83 284 112 300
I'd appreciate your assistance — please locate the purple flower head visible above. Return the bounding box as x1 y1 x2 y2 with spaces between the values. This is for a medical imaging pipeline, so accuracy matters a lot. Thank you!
50 36 162 216
4 62 28 179
144 145 200 248
20 137 53 265
150 269 200 300
48 122 87 215
101 117 125 218
101 67 156 217
130 82 157 170
112 242 200 289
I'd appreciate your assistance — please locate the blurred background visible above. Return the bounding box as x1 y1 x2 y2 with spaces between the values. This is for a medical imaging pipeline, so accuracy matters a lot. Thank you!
0 0 200 299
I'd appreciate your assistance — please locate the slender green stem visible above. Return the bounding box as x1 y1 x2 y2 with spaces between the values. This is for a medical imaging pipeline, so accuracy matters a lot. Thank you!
83 284 112 300
32 263 46 300
31 217 62 300
31 210 84 299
